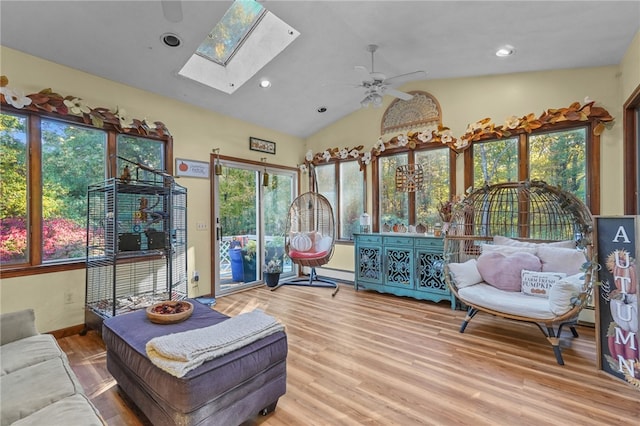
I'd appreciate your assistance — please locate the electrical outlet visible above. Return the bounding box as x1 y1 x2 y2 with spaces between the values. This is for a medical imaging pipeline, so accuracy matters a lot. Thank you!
64 290 73 304
196 222 208 231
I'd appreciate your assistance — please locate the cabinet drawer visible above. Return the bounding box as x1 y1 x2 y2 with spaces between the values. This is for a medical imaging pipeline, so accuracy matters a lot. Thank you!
383 236 413 246
356 235 382 244
414 237 444 249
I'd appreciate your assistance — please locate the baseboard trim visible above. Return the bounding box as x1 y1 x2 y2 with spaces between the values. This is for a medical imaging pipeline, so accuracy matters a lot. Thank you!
49 324 86 339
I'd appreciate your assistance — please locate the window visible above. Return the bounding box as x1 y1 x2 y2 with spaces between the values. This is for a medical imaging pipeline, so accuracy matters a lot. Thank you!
117 135 165 182
339 161 365 239
375 146 453 230
41 119 106 262
180 0 299 94
0 110 171 275
196 0 266 66
315 161 365 241
0 113 28 264
378 153 408 225
470 126 589 205
472 137 518 188
529 128 586 199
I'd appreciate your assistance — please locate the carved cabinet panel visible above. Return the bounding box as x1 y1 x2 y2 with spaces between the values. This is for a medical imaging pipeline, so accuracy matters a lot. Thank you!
354 233 455 309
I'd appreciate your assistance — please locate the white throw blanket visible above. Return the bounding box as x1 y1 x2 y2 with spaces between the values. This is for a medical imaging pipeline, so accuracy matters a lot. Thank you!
146 309 284 377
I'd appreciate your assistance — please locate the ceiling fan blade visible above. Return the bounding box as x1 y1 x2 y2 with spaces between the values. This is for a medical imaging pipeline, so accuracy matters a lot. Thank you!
384 70 427 87
162 0 183 23
385 88 414 101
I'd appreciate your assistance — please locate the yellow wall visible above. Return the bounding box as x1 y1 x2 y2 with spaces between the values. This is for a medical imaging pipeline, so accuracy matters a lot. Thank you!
2 29 639 332
0 46 305 332
621 31 640 102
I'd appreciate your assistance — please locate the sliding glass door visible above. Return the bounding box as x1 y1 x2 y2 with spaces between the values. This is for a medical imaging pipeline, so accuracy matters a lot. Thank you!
213 157 297 295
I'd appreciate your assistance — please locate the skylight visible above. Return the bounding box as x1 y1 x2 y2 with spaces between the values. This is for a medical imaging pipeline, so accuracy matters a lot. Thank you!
179 0 300 95
195 0 266 66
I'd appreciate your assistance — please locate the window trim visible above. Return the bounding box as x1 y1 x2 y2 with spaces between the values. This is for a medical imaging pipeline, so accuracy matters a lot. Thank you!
463 121 600 215
310 159 367 242
372 143 456 232
623 84 640 214
0 105 173 278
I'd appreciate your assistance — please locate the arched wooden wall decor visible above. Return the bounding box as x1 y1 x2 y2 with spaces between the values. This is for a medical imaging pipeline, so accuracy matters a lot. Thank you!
380 91 442 141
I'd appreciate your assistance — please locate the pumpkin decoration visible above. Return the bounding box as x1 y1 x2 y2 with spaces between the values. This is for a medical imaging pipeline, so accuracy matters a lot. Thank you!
607 321 639 362
606 249 637 295
610 294 638 333
290 232 313 252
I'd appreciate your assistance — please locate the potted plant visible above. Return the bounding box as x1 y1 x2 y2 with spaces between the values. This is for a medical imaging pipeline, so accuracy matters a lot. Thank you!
265 236 285 264
263 258 282 287
241 240 257 282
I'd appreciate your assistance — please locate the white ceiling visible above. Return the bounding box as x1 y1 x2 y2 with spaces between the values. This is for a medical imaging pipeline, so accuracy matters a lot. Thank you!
1 1 638 139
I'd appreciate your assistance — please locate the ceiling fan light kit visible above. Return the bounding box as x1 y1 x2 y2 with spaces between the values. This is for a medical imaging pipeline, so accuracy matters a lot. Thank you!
355 44 426 108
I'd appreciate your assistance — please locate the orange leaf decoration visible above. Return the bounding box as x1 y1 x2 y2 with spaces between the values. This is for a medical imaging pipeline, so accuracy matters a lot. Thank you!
565 111 581 121
40 103 55 112
57 104 69 115
28 93 50 104
594 122 605 136
0 76 8 87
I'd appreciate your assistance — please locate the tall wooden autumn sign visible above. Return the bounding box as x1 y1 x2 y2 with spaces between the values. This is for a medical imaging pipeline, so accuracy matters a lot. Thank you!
596 217 639 389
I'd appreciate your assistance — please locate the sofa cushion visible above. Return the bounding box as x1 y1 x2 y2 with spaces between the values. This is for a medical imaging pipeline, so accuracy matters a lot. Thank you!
548 273 585 315
481 244 538 256
0 309 37 346
493 236 576 249
1 334 65 376
536 246 586 275
477 251 542 292
458 283 555 319
11 394 104 426
521 270 567 298
447 259 483 288
0 357 83 425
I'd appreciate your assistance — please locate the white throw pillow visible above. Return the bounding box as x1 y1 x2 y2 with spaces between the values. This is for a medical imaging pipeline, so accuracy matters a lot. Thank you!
536 246 586 275
447 259 483 288
521 270 567 298
481 244 538 256
493 235 576 249
548 273 585 315
315 236 332 253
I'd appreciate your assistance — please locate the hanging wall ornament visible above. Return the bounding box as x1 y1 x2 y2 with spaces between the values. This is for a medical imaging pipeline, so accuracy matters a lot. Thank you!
395 164 424 192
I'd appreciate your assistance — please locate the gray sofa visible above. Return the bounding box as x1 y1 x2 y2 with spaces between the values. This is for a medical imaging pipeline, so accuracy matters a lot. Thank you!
0 309 105 425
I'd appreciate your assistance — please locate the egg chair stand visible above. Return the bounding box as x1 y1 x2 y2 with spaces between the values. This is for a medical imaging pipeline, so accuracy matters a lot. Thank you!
270 191 339 297
270 266 339 297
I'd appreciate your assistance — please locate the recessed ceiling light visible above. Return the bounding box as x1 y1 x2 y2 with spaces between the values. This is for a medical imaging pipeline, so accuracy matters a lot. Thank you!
162 33 182 48
496 45 515 57
317 106 327 113
259 79 271 88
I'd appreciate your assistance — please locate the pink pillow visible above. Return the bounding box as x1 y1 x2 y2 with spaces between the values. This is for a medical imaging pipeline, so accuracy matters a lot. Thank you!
476 251 542 292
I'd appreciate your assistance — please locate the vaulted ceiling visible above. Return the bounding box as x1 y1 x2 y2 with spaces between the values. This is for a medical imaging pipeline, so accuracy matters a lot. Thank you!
1 1 638 138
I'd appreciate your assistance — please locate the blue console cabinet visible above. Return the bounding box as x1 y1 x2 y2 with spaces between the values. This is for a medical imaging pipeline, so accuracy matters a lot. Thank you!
354 233 455 309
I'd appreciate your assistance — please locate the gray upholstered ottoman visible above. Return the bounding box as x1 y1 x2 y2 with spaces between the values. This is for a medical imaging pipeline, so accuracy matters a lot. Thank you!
102 301 287 426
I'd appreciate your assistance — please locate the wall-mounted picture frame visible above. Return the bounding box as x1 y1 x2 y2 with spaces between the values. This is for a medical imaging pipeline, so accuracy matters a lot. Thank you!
249 137 276 155
175 158 210 179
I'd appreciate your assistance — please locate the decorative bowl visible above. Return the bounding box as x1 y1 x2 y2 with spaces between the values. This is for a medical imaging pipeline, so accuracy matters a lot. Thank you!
146 300 193 324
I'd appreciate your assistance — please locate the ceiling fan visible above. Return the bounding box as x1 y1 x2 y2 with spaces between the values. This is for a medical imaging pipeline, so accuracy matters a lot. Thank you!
355 44 426 108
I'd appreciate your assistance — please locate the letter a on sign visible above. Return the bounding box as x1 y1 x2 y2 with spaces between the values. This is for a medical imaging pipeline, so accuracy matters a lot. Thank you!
612 226 631 243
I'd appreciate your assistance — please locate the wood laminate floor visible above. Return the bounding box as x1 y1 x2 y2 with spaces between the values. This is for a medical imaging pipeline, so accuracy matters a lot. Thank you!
58 283 639 425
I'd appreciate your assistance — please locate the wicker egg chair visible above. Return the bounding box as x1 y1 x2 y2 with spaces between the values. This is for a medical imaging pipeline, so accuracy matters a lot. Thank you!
270 192 339 296
443 180 596 365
